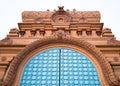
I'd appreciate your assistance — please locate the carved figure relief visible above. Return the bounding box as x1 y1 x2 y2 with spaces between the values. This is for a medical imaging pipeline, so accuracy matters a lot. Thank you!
51 6 71 24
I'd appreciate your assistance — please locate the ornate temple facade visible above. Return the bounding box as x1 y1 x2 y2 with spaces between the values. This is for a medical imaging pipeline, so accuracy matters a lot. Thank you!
0 6 120 86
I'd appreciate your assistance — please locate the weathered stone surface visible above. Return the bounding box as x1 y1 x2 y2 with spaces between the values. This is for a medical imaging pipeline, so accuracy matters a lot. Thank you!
0 6 120 86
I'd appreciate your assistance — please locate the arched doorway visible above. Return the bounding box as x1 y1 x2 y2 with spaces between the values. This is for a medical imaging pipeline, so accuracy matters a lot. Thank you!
20 48 101 86
3 36 117 86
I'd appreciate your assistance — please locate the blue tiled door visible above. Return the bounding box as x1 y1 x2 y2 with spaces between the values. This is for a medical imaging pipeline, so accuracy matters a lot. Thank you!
20 48 101 86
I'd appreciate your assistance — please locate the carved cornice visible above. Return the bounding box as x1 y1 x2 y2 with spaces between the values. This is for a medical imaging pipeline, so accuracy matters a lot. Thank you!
2 35 120 86
22 11 100 20
22 7 100 23
0 37 13 45
107 38 120 45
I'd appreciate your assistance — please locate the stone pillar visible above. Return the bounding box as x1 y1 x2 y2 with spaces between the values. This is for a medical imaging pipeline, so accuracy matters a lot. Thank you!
71 30 78 37
45 30 51 37
35 30 40 37
92 30 98 37
82 30 87 37
25 30 31 37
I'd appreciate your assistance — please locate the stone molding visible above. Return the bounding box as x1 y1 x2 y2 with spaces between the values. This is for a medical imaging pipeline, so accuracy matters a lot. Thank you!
22 7 100 23
22 11 100 20
107 38 120 45
2 35 120 86
0 37 13 45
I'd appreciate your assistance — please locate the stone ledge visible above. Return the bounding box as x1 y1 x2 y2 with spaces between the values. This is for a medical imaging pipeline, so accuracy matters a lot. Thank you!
110 61 120 66
0 62 9 66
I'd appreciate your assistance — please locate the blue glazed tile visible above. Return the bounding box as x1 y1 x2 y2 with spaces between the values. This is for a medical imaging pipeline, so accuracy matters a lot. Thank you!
20 48 101 86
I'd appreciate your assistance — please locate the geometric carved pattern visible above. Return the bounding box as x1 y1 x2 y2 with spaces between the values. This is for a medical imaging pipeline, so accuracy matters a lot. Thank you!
2 35 120 86
22 8 100 23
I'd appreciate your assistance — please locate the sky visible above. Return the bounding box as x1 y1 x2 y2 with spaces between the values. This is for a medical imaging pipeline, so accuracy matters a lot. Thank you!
0 0 120 40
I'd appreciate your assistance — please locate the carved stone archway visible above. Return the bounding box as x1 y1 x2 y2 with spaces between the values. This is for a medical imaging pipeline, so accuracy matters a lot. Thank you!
3 36 120 86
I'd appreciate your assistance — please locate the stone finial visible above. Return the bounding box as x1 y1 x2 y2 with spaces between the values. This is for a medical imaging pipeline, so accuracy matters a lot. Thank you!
73 9 76 12
58 6 64 11
53 9 56 11
66 9 69 11
47 9 50 11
